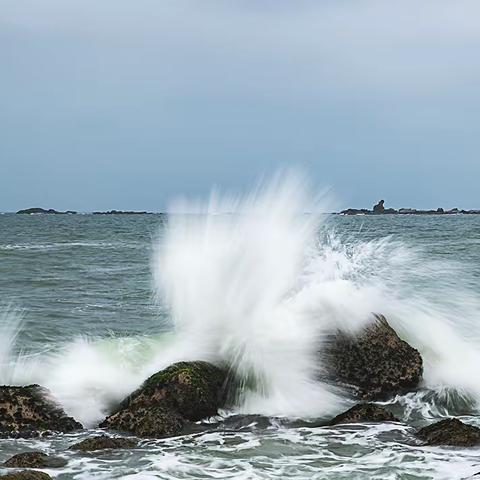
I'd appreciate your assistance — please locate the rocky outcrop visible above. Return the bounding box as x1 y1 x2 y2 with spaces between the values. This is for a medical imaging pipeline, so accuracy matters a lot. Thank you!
70 435 137 452
0 472 52 480
3 452 66 468
325 314 423 400
0 385 82 438
101 361 228 438
373 200 385 214
328 403 398 426
416 418 480 446
16 208 76 214
92 210 151 215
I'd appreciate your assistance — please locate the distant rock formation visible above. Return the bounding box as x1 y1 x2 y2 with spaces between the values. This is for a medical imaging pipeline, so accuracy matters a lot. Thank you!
92 210 152 215
340 200 480 215
373 200 385 214
16 208 77 215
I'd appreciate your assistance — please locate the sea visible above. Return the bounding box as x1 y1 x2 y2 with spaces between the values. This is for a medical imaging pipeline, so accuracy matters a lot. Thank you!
1 175 480 479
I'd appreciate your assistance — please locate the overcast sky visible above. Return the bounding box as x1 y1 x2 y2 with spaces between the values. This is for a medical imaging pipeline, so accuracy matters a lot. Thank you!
1 0 480 211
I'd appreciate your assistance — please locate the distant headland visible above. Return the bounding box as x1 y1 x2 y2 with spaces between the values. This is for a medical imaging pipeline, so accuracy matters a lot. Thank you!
16 207 153 215
340 200 480 215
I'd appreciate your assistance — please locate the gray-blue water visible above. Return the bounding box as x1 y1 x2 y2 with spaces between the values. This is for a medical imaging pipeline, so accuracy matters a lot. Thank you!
1 213 480 479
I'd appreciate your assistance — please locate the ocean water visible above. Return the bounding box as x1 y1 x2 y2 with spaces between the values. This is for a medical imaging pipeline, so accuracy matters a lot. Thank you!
2 177 480 479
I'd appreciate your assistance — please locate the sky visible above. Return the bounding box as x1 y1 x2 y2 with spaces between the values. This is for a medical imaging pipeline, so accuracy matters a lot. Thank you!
1 0 480 212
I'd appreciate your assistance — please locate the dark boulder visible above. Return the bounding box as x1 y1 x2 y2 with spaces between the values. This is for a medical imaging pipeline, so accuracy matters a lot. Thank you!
0 472 52 480
3 452 67 468
417 418 480 447
101 361 228 438
329 403 398 426
0 385 83 438
70 435 137 452
325 314 423 400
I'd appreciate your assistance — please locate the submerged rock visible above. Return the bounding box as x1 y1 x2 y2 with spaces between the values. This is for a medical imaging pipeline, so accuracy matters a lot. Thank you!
417 418 480 446
70 435 137 451
326 314 423 400
101 361 228 438
0 472 52 480
3 452 67 468
329 403 398 426
0 385 83 438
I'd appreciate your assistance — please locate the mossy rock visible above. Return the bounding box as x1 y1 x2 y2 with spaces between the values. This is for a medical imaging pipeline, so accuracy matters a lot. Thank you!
69 435 137 451
3 451 67 468
0 472 52 480
329 403 398 426
0 385 83 438
101 361 228 438
325 315 423 400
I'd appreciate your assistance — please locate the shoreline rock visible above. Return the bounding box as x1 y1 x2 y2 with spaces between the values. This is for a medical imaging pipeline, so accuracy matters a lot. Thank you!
325 314 423 400
329 403 398 426
100 361 228 438
0 472 52 480
3 452 67 468
0 385 83 438
69 435 137 452
417 418 480 446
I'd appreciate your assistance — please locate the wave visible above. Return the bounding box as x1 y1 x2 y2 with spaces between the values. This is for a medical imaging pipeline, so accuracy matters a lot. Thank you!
2 171 480 426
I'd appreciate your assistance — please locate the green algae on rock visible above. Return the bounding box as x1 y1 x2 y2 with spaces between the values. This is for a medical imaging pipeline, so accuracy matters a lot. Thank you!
101 361 228 437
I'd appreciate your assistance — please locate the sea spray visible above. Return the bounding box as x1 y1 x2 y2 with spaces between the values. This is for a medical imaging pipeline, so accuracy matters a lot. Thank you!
152 173 380 417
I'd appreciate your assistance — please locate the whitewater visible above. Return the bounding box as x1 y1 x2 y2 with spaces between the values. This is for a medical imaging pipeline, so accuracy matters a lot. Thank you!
2 172 480 479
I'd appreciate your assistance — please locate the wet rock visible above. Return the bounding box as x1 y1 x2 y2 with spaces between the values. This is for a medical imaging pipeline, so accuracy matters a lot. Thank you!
101 361 228 438
0 385 83 438
325 314 423 400
70 435 137 451
417 418 480 446
329 403 398 426
3 452 67 468
0 472 52 480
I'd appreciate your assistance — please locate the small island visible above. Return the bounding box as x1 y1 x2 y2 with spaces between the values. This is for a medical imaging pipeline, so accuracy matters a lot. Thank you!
340 200 480 215
16 207 77 215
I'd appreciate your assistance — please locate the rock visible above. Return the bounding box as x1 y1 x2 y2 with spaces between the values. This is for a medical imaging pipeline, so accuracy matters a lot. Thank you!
3 452 67 468
340 208 371 216
69 435 137 451
92 210 151 215
101 361 228 438
328 403 398 426
417 418 480 446
16 208 76 215
0 472 52 480
325 314 423 400
0 385 83 438
373 200 385 213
